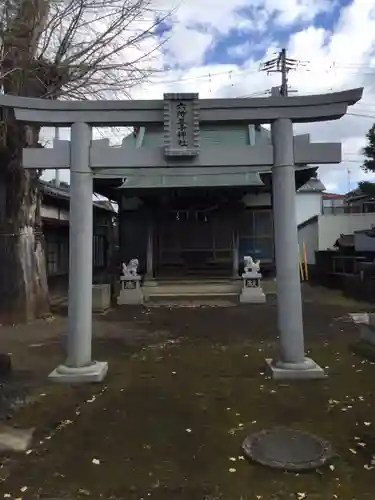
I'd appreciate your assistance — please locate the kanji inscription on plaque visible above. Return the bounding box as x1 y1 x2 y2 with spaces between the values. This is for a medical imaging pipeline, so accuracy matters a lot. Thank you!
164 93 199 157
245 278 260 288
124 280 136 290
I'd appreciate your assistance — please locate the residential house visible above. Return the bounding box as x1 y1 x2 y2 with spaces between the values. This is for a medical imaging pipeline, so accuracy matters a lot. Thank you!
322 192 346 214
295 175 326 226
345 186 375 213
41 180 117 298
298 185 375 267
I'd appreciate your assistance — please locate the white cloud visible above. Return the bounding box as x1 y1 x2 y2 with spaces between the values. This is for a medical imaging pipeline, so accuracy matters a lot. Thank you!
163 26 213 67
227 42 252 59
160 0 253 35
162 0 335 33
41 0 375 194
227 39 272 59
265 0 337 25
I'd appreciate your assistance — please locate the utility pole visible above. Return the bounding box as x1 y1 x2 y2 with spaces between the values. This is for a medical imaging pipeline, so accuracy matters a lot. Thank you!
260 48 299 96
280 49 288 96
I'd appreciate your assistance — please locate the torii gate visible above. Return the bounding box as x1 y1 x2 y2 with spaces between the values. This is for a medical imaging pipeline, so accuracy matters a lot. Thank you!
0 87 363 383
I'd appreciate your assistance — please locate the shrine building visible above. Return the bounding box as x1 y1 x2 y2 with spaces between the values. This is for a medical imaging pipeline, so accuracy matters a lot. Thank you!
95 123 317 280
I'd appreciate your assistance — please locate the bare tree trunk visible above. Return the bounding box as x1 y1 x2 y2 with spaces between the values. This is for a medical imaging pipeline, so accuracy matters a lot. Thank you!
0 1 52 324
0 117 49 324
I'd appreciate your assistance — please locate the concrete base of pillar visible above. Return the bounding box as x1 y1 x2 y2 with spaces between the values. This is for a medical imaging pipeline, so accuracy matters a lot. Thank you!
265 357 325 380
48 361 108 383
360 324 375 346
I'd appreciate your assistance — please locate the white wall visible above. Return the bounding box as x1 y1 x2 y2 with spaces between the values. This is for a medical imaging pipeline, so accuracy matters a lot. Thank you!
41 205 69 221
242 191 322 219
298 219 319 264
318 213 375 250
295 192 322 226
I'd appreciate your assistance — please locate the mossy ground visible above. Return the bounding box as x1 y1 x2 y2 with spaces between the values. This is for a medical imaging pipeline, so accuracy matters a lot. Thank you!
1 288 375 499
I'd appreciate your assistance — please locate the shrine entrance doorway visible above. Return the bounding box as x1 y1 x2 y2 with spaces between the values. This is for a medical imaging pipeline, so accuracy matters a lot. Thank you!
153 199 236 278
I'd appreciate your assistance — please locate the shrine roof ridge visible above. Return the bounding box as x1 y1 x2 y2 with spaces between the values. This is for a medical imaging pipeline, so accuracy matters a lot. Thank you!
0 88 363 126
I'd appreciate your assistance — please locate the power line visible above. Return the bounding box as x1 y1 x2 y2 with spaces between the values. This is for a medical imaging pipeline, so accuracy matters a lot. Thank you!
348 112 375 119
148 67 261 87
143 57 375 89
260 48 300 96
149 58 375 81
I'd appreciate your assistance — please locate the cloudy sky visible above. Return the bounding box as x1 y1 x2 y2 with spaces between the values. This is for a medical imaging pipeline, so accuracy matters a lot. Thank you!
43 0 375 194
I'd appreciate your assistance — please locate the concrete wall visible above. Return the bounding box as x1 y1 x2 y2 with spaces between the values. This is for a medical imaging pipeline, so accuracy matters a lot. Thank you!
298 213 375 265
295 192 322 226
298 218 319 264
318 213 375 250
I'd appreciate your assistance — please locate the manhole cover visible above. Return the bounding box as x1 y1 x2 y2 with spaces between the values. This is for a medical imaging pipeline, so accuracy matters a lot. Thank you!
242 427 334 470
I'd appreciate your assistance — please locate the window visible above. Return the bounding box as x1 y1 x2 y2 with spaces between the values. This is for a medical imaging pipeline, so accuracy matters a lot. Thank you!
364 202 375 213
45 236 69 275
239 209 274 262
47 242 59 275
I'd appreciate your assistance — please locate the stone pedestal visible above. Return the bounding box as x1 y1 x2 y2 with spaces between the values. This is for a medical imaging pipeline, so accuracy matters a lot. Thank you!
360 313 375 345
117 275 143 305
265 358 325 380
49 362 109 383
92 284 111 313
240 272 266 303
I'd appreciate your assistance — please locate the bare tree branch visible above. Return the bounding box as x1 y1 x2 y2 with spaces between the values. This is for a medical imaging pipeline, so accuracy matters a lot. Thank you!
0 0 172 100
0 0 176 321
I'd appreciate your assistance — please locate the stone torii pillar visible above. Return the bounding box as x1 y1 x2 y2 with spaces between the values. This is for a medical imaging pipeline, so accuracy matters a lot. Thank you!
266 117 323 379
50 123 108 383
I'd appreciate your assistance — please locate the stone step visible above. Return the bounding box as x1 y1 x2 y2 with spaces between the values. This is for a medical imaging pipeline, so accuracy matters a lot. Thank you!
143 279 241 306
143 278 241 287
145 290 239 298
141 277 273 307
144 292 239 307
143 284 241 296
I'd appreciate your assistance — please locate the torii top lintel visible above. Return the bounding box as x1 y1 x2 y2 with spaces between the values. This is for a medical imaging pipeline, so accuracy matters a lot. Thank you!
0 88 363 127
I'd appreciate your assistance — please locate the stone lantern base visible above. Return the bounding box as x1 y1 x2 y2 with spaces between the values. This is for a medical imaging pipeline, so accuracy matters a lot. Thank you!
239 272 266 303
117 275 144 305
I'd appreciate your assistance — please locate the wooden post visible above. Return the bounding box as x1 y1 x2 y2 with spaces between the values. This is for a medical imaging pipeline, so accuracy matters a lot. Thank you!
302 239 309 281
233 231 239 278
146 220 154 280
